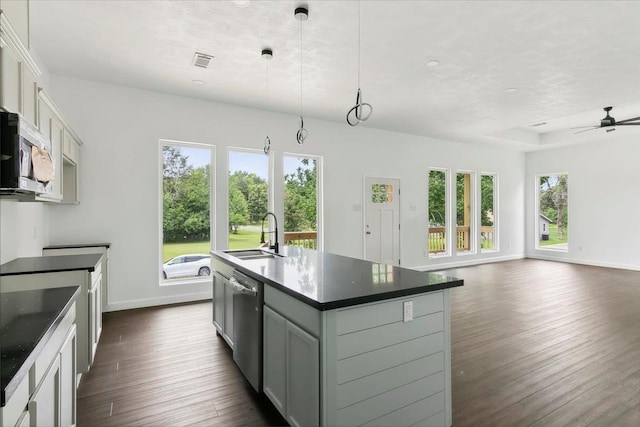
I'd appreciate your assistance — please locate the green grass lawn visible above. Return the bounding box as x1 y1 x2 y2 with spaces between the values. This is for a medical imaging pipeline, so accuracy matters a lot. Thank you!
228 229 261 249
163 230 262 261
163 241 211 262
540 224 568 246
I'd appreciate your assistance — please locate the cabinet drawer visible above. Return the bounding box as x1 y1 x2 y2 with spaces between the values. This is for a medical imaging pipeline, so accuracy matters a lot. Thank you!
0 373 28 427
29 303 75 393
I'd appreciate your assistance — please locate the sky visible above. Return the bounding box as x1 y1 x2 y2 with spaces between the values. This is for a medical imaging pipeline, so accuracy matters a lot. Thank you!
174 145 312 179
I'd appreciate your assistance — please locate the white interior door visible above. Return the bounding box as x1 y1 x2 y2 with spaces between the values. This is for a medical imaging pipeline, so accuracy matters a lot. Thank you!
365 177 400 265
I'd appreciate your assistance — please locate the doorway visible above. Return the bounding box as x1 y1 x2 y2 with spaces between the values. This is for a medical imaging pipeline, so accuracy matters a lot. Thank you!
364 177 400 265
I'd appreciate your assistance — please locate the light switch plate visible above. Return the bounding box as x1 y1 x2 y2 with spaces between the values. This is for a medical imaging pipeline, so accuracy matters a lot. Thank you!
403 301 413 322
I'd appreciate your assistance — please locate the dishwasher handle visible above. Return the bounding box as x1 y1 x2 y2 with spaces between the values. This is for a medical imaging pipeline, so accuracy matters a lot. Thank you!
229 277 258 296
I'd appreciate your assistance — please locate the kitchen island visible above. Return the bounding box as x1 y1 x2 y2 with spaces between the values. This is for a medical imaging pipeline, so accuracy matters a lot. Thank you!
211 246 463 427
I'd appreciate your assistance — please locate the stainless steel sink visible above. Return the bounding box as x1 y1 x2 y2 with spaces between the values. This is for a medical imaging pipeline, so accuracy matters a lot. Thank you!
223 249 283 260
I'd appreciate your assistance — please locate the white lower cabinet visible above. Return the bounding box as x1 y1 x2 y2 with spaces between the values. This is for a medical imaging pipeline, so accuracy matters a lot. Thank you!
212 272 233 349
263 305 320 427
4 312 78 427
89 273 102 365
59 326 77 427
263 306 287 416
29 353 61 426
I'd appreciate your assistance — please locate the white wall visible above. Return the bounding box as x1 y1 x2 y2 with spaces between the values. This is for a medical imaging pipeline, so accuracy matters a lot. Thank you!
46 75 525 310
0 200 50 264
526 133 640 270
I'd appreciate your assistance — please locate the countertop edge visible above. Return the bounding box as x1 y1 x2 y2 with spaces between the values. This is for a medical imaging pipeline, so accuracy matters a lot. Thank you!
1 286 81 407
43 243 111 249
211 250 464 311
0 266 95 276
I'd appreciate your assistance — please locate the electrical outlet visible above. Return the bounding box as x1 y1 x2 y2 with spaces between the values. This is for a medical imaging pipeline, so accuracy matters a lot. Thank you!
403 301 413 322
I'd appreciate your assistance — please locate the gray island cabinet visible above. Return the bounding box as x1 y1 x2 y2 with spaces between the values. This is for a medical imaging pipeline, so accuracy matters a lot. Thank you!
212 246 463 427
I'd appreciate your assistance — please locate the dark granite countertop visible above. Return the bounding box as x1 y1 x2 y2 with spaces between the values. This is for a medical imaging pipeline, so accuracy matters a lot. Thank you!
211 246 463 310
0 254 102 276
44 242 110 249
1 286 80 406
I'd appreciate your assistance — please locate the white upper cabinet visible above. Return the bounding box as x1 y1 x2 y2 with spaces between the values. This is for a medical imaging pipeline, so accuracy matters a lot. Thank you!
0 0 29 48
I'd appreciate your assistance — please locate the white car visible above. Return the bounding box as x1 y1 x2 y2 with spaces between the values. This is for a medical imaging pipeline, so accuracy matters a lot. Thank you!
163 254 211 279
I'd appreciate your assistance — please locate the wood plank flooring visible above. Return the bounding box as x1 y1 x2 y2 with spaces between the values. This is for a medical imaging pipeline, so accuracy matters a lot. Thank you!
447 259 640 427
77 259 640 426
76 302 286 426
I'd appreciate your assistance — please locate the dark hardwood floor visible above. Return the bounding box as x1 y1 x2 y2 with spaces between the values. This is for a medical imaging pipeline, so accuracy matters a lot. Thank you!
76 301 286 426
447 259 640 427
77 259 640 426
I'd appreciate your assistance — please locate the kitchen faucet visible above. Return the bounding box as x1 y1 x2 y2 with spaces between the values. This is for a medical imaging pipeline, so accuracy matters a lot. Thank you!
260 212 279 254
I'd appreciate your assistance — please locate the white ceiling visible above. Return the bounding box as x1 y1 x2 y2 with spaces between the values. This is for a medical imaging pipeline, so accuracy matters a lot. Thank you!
30 0 640 151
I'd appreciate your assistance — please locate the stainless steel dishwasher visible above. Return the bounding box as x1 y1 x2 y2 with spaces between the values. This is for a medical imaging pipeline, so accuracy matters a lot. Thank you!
230 270 263 392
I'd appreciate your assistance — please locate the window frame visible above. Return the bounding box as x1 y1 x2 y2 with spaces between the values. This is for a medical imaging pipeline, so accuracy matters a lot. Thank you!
282 152 324 252
158 139 216 286
480 172 499 253
535 172 569 252
427 167 451 258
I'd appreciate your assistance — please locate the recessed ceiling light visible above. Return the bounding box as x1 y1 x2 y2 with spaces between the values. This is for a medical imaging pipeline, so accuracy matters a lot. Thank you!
192 80 205 86
231 0 250 7
426 59 440 67
505 87 519 93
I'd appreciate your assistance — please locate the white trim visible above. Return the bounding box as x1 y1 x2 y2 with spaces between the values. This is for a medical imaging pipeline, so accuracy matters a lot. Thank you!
414 253 525 272
455 170 477 255
105 292 212 312
526 254 640 272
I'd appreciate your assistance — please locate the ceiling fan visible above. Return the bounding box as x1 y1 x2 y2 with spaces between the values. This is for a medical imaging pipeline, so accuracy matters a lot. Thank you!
573 106 640 134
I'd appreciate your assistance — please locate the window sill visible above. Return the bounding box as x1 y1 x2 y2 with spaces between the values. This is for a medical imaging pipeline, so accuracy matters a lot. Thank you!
160 276 213 287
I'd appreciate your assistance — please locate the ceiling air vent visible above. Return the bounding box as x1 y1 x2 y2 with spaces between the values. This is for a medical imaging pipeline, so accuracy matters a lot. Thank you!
192 52 213 68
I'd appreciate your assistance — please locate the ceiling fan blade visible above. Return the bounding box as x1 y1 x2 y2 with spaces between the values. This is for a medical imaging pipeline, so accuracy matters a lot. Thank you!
616 122 640 125
570 125 598 129
574 128 598 134
616 117 640 124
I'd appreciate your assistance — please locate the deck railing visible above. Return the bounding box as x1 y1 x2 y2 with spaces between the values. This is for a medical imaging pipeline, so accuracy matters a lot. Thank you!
428 226 495 253
284 231 318 249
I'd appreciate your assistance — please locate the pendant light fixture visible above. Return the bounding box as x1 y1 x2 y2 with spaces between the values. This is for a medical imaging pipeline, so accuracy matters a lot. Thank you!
262 48 273 154
346 1 372 127
295 6 309 144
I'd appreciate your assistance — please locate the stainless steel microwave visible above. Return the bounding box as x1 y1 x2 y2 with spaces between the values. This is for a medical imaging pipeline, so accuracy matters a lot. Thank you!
0 112 54 195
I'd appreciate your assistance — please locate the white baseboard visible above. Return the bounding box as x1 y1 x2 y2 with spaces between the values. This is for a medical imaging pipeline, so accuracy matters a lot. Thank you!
412 253 525 272
105 291 212 312
526 253 640 272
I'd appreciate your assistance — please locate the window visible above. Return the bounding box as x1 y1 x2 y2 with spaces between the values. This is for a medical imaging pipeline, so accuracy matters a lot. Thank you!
228 149 270 250
456 172 475 254
283 155 321 250
428 169 449 257
537 174 568 251
160 141 213 283
481 174 497 252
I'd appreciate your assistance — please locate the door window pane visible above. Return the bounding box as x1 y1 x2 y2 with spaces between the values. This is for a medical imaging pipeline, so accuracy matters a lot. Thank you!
456 172 474 254
428 169 448 257
228 150 269 250
283 155 319 249
161 143 212 282
538 174 568 250
481 174 497 252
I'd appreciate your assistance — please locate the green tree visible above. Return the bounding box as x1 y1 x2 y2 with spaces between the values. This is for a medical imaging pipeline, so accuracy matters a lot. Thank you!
540 175 568 236
481 175 494 226
247 182 268 223
229 187 249 233
428 170 446 226
284 159 317 232
162 146 210 243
